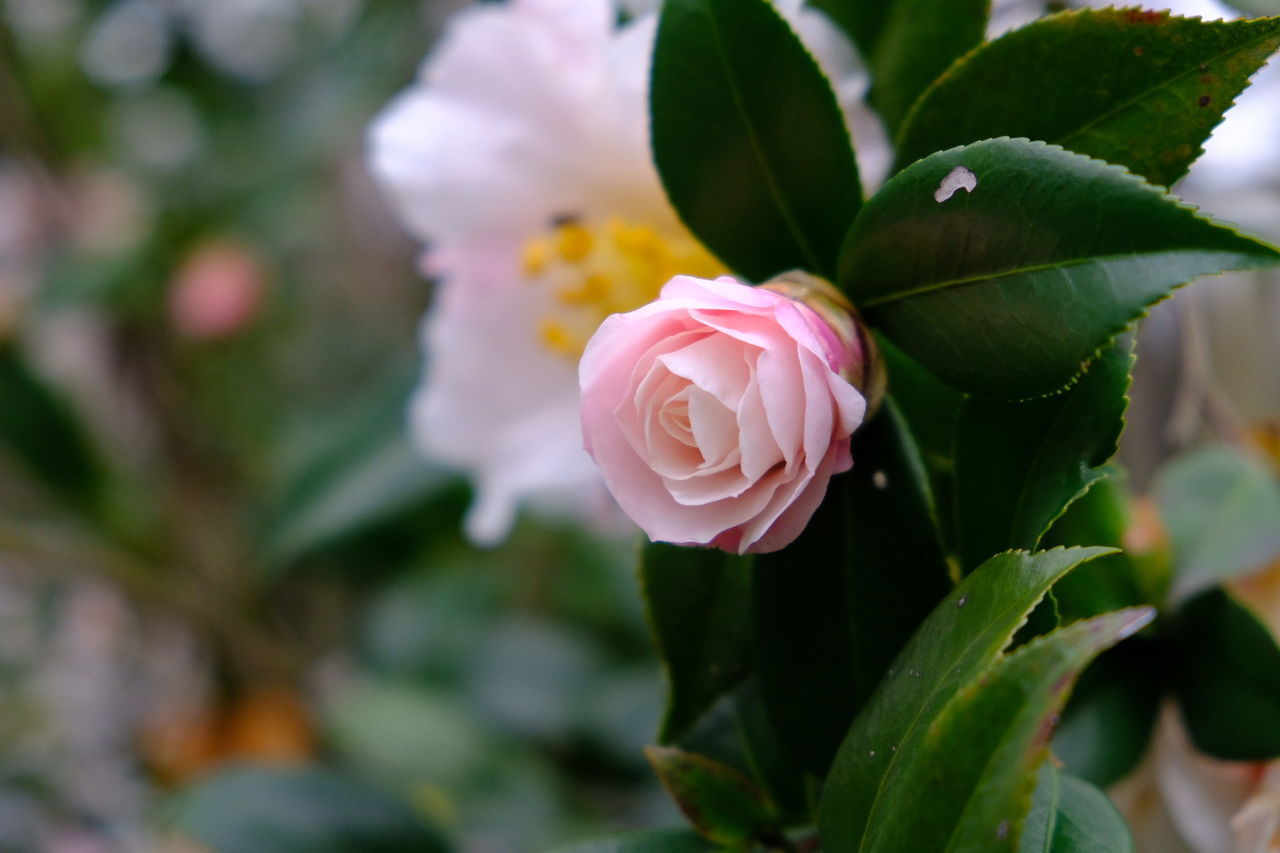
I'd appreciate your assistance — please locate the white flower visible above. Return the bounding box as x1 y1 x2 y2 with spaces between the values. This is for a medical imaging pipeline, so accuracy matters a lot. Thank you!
369 0 870 544
1111 703 1280 853
1111 560 1280 853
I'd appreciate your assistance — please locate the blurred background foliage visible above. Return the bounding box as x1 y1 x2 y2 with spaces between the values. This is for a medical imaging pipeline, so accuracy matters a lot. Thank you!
0 0 1276 851
0 1 682 849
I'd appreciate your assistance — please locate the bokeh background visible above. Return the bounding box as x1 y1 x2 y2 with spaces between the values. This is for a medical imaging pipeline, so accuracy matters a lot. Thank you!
0 0 1275 850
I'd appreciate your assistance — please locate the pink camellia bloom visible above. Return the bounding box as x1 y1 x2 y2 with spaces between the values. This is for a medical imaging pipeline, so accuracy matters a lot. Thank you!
368 0 873 545
579 274 869 554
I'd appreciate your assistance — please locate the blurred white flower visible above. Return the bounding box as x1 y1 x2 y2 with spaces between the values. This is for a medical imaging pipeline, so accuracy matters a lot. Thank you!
176 0 301 81
78 0 172 90
4 0 83 43
1112 559 1280 853
1111 702 1280 853
369 0 867 544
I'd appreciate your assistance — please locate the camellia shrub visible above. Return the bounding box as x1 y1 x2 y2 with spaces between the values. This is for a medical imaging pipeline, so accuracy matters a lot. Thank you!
371 0 1280 850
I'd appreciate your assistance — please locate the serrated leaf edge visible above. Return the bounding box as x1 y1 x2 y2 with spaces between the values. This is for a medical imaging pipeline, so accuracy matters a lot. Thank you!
894 6 1280 176
1021 339 1137 545
855 136 1280 400
927 606 1156 851
831 546 1119 852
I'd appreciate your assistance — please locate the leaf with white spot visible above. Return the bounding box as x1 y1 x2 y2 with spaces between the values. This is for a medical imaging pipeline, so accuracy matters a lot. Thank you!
840 138 1280 399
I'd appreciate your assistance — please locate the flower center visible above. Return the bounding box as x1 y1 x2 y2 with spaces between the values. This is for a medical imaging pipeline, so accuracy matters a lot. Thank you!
520 217 723 359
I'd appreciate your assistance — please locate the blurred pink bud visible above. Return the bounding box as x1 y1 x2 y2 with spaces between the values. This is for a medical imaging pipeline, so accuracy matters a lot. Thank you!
168 240 266 341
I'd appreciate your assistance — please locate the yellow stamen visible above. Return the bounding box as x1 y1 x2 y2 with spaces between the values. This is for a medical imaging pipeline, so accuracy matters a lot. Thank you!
521 240 551 278
612 222 659 256
555 223 594 262
538 319 577 355
520 217 723 360
557 273 611 306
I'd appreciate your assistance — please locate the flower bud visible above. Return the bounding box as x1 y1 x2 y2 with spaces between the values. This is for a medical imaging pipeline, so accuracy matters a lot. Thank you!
759 270 884 416
579 274 870 554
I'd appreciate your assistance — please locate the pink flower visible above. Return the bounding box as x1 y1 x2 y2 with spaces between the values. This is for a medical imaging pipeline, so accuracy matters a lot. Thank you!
579 274 868 554
168 240 266 341
367 0 871 545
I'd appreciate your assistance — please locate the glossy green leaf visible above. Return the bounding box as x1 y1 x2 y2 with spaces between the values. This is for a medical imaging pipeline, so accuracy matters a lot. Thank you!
830 606 1154 852
1042 471 1151 622
935 610 1151 852
818 546 1117 850
554 829 718 853
1155 445 1280 598
1020 764 1135 852
895 9 1280 185
1052 637 1163 788
751 403 950 774
0 342 104 511
1173 587 1280 760
805 0 892 59
731 679 809 822
866 0 988 135
673 694 757 783
646 746 779 847
642 543 753 743
954 339 1134 573
170 765 449 853
1011 593 1061 648
653 682 804 822
840 137 1280 398
878 334 963 474
651 0 861 280
1018 763 1062 853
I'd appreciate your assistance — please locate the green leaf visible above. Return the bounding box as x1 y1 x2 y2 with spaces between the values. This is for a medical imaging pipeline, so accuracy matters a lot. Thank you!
554 829 718 853
1020 764 1135 852
170 765 449 853
261 370 452 569
651 0 861 280
817 546 1118 851
645 746 780 847
0 342 104 511
836 606 1154 852
642 543 754 743
1225 0 1280 15
751 403 951 774
1051 637 1163 788
1172 587 1280 760
840 137 1280 398
731 679 810 823
324 680 488 786
878 334 963 474
866 0 989 135
895 9 1280 186
935 610 1151 852
1042 471 1151 622
805 0 892 59
1012 593 1061 648
1018 764 1062 853
1155 445 1280 597
954 338 1134 573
